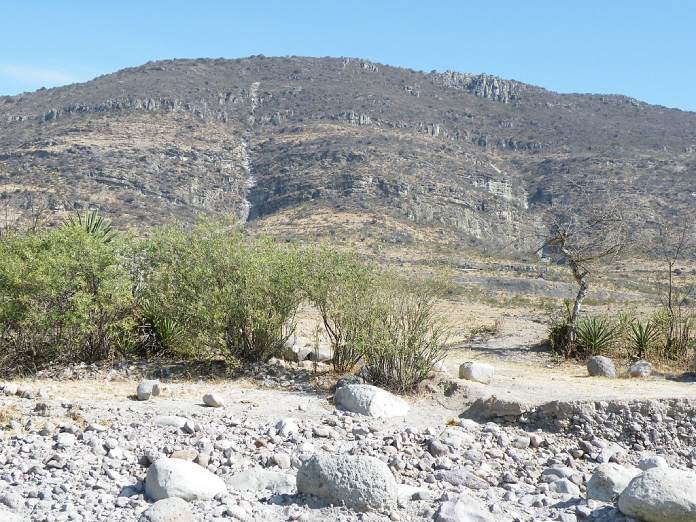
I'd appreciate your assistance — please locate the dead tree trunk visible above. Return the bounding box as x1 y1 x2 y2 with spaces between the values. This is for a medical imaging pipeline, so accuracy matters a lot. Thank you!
565 250 589 345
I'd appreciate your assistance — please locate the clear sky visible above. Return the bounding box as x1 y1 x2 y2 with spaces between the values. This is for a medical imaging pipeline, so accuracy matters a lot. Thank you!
1 1 695 111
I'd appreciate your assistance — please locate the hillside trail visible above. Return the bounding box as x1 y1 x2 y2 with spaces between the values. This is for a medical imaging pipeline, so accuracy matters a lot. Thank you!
444 315 696 406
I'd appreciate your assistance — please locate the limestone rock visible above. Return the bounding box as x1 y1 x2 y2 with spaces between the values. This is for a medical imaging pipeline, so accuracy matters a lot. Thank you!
139 497 193 522
638 455 668 471
629 360 653 378
334 384 409 418
228 468 295 494
587 356 616 378
587 463 641 501
0 507 25 522
435 496 495 522
137 380 161 401
154 416 188 429
145 458 227 501
202 393 224 407
296 454 397 512
618 467 696 521
459 362 494 384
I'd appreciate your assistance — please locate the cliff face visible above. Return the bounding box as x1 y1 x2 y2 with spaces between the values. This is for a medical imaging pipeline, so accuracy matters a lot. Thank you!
1 56 694 248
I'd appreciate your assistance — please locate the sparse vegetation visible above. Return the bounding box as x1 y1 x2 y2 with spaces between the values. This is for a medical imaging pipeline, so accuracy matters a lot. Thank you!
361 279 448 393
0 218 449 390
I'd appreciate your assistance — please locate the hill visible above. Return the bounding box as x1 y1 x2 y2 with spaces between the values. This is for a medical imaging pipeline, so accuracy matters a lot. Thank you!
1 56 695 251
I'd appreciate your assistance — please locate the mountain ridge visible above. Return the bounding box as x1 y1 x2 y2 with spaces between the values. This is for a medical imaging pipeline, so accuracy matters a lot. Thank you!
1 56 694 250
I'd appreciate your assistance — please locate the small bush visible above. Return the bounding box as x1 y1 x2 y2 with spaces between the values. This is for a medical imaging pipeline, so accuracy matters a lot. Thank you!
626 319 659 360
137 223 305 363
547 300 573 357
575 316 618 357
651 309 694 363
361 278 448 393
0 223 135 371
305 248 378 373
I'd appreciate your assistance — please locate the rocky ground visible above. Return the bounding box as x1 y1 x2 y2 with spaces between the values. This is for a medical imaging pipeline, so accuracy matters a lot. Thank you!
1 320 696 522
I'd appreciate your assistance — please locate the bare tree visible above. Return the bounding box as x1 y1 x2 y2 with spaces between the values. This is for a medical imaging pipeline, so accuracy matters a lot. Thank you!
538 179 631 345
653 218 695 354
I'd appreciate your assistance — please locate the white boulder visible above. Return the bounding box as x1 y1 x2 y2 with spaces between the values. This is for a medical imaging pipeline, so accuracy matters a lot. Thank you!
618 467 696 521
638 455 669 471
227 468 296 494
153 416 188 428
629 360 653 378
0 507 24 522
137 380 161 401
139 497 193 522
458 362 494 384
145 458 227 501
297 454 397 512
334 384 409 418
435 496 494 522
587 356 617 378
202 393 224 407
587 463 641 501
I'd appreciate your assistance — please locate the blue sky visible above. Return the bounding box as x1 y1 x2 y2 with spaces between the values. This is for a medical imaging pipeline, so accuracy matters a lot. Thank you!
1 1 695 111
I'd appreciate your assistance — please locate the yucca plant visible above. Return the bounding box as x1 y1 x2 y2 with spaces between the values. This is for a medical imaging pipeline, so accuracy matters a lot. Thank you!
548 300 574 357
65 209 115 243
138 299 187 356
628 320 659 360
576 316 618 357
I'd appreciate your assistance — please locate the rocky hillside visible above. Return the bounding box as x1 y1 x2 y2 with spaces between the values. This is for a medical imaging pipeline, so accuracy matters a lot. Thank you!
1 56 695 249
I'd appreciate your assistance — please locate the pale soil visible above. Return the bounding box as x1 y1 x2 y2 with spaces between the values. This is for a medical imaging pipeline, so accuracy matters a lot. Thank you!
445 315 696 406
5 313 695 427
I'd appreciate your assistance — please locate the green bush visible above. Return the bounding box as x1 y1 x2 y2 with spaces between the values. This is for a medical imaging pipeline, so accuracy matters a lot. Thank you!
0 223 136 371
304 247 379 373
136 223 305 363
361 279 448 393
0 216 451 388
547 300 574 357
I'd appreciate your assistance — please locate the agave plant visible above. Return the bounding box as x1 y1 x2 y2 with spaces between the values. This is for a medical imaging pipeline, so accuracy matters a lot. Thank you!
628 319 659 360
65 209 115 243
576 315 618 357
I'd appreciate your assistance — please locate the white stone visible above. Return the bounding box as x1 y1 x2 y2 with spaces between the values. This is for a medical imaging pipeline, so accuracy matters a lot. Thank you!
587 356 616 378
549 478 580 496
638 455 668 471
334 384 409 418
587 463 641 501
458 362 494 384
137 380 161 401
139 497 193 522
0 507 24 522
202 393 224 407
145 458 227 501
154 416 188 428
618 467 696 522
435 496 495 522
228 468 295 494
297 454 397 512
629 360 653 378
55 432 77 448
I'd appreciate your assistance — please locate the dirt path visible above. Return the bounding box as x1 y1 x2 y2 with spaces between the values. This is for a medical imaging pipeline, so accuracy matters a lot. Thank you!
444 316 696 406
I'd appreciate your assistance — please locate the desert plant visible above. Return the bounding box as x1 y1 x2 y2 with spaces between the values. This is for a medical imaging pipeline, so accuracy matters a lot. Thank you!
304 247 378 373
651 309 693 362
627 319 659 360
575 315 618 357
136 223 305 363
0 225 135 372
547 300 574 357
361 278 448 393
65 209 115 243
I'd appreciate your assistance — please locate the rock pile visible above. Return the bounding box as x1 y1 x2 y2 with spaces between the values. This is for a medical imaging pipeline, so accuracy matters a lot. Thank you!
1 377 695 521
